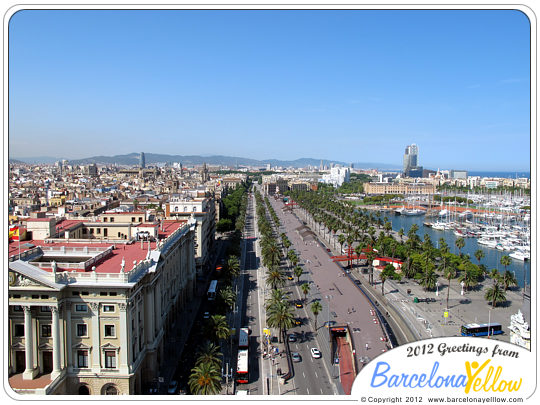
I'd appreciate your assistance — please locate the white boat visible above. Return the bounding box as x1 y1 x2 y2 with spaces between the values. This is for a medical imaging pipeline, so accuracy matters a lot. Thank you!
439 209 449 217
402 208 426 216
510 249 530 261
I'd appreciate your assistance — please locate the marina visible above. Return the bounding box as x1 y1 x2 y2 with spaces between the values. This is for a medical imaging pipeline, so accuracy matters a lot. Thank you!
387 212 531 288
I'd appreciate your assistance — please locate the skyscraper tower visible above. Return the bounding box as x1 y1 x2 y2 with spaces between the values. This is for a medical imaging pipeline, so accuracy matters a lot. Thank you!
140 152 145 169
403 144 418 174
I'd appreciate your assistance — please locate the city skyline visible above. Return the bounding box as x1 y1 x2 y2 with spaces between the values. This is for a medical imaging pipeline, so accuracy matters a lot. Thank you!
9 9 531 171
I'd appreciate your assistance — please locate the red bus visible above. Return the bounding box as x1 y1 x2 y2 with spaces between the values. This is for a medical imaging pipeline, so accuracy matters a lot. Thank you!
236 349 249 383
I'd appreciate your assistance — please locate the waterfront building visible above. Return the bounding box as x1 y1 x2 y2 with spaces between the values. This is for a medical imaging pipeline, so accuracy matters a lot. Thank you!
450 169 468 179
8 218 197 394
364 181 436 195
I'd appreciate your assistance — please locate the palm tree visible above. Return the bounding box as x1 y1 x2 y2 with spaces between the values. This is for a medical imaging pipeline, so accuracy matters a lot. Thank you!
443 265 457 309
294 265 303 283
195 341 222 369
489 268 501 285
227 256 240 279
338 233 346 254
420 268 438 291
500 255 512 275
266 301 294 343
219 286 236 311
266 288 287 310
455 237 465 257
380 264 400 296
439 238 449 254
266 268 285 290
189 361 222 395
310 301 323 331
484 283 506 308
365 249 376 285
384 221 393 237
501 270 517 291
474 249 485 267
210 314 231 343
300 282 311 303
354 243 364 268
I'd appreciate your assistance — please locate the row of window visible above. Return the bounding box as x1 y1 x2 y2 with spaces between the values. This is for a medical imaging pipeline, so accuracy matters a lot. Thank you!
11 304 115 313
77 350 116 369
102 216 143 223
173 206 198 212
13 323 116 338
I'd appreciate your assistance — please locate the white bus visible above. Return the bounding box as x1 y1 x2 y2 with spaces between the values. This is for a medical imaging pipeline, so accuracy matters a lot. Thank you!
207 280 218 301
239 327 249 349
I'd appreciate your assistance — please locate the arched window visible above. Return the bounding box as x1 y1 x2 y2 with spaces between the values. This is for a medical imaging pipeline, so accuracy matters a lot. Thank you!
78 385 90 395
174 206 178 212
102 384 118 395
184 206 187 212
193 207 197 212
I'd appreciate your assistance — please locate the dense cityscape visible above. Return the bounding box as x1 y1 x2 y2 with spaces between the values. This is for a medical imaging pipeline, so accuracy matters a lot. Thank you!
7 147 531 395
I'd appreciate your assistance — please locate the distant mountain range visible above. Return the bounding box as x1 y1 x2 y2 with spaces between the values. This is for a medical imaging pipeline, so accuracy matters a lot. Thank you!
10 152 402 170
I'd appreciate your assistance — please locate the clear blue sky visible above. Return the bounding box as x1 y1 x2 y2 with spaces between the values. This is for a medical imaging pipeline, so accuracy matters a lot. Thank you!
9 9 531 171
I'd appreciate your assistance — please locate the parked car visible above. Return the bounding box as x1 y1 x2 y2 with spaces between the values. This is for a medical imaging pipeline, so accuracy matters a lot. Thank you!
291 352 301 363
167 380 178 394
295 302 303 308
310 348 322 359
288 333 297 342
354 279 361 285
294 318 302 326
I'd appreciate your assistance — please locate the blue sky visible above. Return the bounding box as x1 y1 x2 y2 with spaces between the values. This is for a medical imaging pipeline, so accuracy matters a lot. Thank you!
9 9 531 171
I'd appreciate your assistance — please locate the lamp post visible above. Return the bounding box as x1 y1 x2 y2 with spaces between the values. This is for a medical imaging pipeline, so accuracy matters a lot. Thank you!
435 281 439 297
460 281 465 296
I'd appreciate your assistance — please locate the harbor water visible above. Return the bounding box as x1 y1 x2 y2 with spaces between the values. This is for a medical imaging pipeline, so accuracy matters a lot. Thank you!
387 213 531 288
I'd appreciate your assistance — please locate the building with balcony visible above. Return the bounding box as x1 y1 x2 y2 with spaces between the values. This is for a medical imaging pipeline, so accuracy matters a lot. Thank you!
7 218 197 395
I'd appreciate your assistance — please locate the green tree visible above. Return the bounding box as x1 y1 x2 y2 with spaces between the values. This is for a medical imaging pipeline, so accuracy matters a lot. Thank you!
227 256 240 279
210 314 231 343
310 301 323 331
380 264 401 296
195 342 222 369
266 301 295 343
455 237 465 257
443 264 457 309
420 268 438 291
301 282 311 303
484 283 506 308
501 270 517 291
294 265 303 283
500 255 512 275
266 267 285 290
188 362 222 395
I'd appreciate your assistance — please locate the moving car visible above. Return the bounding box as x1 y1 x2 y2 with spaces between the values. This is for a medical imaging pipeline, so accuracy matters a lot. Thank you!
288 333 297 342
294 318 302 326
295 302 303 308
291 352 301 362
310 348 322 359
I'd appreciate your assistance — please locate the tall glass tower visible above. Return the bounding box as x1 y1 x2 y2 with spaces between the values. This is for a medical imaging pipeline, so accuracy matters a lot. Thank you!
403 144 418 174
139 152 145 168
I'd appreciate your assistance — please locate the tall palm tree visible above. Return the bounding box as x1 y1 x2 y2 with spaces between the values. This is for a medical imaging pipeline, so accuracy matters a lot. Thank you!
219 286 236 311
266 301 294 343
210 314 231 343
189 362 222 395
455 237 465 257
500 255 512 275
366 249 376 285
474 249 485 267
300 282 311 303
484 283 506 308
489 268 501 285
310 301 323 331
501 270 517 291
266 288 287 310
227 256 240 279
338 233 346 254
439 238 449 254
420 268 438 291
195 341 222 369
294 265 303 283
266 267 285 290
398 228 404 243
443 265 457 309
354 243 364 268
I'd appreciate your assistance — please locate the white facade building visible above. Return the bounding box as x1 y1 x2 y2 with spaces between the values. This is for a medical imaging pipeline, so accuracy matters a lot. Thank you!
320 167 350 187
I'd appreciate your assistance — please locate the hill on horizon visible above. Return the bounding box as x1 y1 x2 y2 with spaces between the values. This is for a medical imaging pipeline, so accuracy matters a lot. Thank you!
11 152 402 170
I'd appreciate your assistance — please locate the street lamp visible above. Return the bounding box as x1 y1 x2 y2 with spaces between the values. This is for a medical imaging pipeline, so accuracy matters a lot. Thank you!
460 281 465 296
435 281 439 297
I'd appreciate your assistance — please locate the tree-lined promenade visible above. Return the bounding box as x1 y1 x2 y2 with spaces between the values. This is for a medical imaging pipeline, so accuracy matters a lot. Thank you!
289 189 518 309
254 191 323 341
